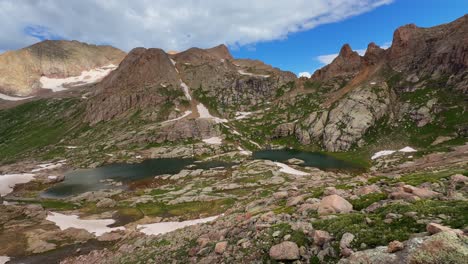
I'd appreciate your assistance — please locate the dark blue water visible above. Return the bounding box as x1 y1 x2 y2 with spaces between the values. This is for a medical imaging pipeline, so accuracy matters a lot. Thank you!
42 158 230 198
253 149 358 170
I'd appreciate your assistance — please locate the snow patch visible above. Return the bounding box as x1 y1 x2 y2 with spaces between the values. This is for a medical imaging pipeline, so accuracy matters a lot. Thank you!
202 137 222 145
180 82 192 100
40 64 117 92
46 212 125 236
161 111 192 124
371 150 396 160
274 162 309 176
238 70 270 78
235 111 253 120
371 146 417 160
0 93 34 101
137 215 219 236
31 160 66 172
0 256 10 264
399 146 417 152
196 104 228 123
0 173 36 196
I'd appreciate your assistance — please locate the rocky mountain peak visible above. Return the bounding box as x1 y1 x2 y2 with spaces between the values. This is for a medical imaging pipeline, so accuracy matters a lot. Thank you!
311 44 363 81
86 47 181 124
0 39 125 96
172 44 233 65
364 42 385 65
338 43 358 58
97 47 178 93
205 44 233 60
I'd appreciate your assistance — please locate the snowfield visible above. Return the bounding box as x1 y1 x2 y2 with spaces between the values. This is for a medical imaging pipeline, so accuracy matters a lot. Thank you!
137 215 219 236
274 162 309 176
46 212 125 236
0 93 34 101
0 173 36 196
40 64 117 92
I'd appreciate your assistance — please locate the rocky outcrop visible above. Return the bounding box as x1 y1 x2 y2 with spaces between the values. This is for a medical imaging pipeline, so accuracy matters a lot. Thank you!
296 82 396 151
339 231 468 264
388 15 467 88
0 40 125 96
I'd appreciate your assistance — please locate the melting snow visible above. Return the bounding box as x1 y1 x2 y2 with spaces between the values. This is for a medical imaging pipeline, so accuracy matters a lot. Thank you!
196 104 228 123
0 256 10 264
180 82 192 100
371 146 417 160
238 70 270 78
371 150 396 160
202 137 222 145
137 215 219 236
0 173 36 196
46 212 125 236
40 64 117 92
274 162 309 176
0 93 34 101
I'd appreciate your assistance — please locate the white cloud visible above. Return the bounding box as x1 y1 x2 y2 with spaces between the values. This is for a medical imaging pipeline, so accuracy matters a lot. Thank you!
298 72 311 78
0 0 393 52
316 42 391 65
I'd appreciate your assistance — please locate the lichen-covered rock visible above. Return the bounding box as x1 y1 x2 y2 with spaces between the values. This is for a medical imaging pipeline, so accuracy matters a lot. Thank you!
269 241 300 260
317 195 353 215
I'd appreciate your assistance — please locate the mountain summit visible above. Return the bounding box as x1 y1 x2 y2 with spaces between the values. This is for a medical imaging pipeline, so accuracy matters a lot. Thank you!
0 40 125 96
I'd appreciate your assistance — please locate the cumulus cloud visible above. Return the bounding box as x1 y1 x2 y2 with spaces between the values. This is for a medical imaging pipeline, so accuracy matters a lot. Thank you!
298 72 311 78
316 42 391 65
0 0 392 52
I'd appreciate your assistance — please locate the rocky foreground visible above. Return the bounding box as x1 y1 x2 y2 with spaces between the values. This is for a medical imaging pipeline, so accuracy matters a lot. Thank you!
0 143 466 264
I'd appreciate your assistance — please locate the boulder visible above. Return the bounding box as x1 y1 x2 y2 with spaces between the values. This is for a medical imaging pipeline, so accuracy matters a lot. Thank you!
402 185 440 199
312 230 332 246
287 158 305 165
214 241 228 254
273 191 288 199
387 240 404 253
96 198 117 208
269 241 300 260
426 223 463 235
317 195 353 215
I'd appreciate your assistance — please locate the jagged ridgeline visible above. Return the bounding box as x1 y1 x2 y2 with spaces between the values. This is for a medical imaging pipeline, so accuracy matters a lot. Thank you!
0 12 467 264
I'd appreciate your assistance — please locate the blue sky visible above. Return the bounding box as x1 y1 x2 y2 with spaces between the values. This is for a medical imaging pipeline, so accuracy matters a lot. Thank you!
231 0 468 75
1 0 467 76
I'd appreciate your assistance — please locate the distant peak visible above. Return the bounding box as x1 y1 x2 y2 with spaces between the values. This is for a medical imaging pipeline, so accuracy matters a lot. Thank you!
206 44 233 60
339 44 355 58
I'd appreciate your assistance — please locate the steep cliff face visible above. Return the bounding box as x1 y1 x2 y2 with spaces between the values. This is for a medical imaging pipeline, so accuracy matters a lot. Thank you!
85 48 183 124
273 15 468 151
0 40 125 96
